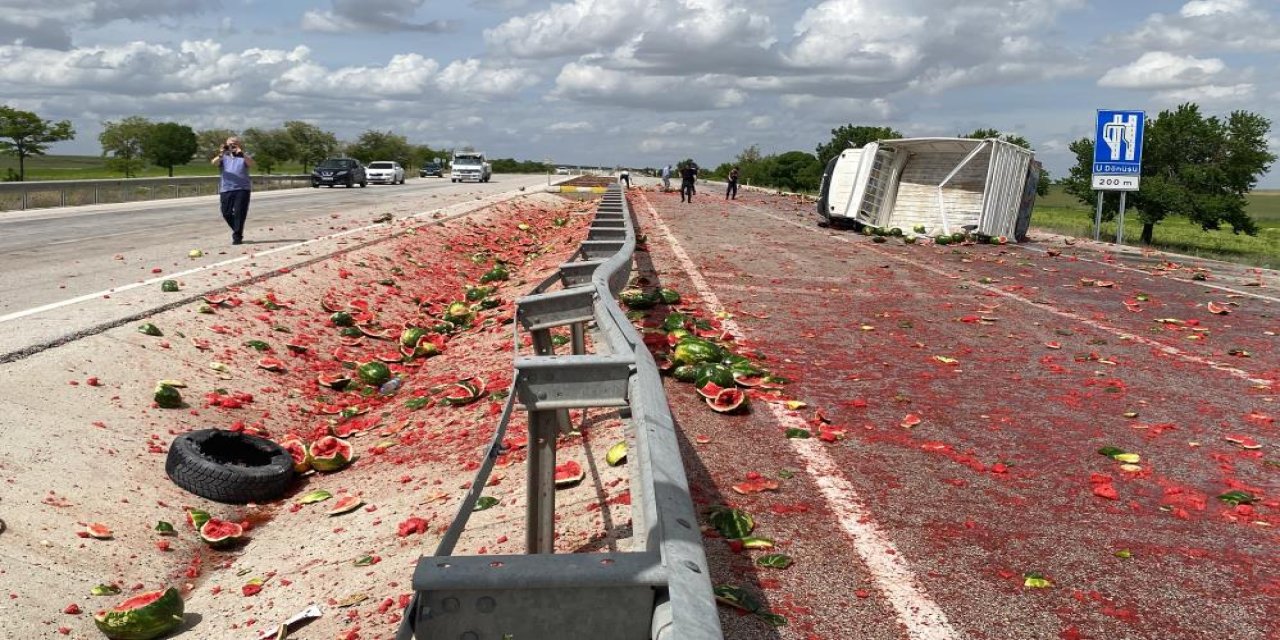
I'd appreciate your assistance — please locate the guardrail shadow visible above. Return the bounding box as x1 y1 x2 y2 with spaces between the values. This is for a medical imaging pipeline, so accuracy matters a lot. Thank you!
569 407 628 554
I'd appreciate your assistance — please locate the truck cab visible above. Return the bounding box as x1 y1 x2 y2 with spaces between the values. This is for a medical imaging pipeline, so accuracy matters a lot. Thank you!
451 152 492 183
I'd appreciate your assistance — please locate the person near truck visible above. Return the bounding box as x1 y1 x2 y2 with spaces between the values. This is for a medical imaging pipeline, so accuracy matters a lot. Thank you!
211 136 254 245
679 162 698 203
726 166 740 200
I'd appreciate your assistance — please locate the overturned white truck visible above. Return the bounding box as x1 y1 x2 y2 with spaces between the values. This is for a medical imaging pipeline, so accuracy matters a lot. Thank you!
817 138 1041 242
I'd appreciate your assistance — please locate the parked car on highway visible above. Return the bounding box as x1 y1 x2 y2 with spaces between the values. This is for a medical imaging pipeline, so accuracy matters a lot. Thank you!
312 158 367 188
556 167 570 175
367 161 406 185
420 162 444 178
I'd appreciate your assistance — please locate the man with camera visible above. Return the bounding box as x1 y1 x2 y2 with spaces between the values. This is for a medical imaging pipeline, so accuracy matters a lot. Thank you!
210 136 255 245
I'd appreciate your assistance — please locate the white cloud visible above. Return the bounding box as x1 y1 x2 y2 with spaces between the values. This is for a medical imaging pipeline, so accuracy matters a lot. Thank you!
301 0 456 33
1098 51 1227 90
486 0 775 75
0 0 209 49
485 0 646 58
1154 83 1256 104
551 63 744 110
1119 0 1280 53
653 122 683 135
273 53 441 98
547 121 594 133
434 59 539 98
1180 0 1249 17
779 94 895 121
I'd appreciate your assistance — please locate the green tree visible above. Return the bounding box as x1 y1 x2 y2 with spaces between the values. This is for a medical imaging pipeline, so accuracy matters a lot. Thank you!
99 116 153 177
197 128 237 156
411 144 444 169
730 144 772 186
241 127 297 174
490 158 550 173
0 105 75 181
346 130 412 165
1061 103 1274 244
143 122 197 177
284 120 338 172
815 125 903 168
959 128 1050 196
765 150 822 192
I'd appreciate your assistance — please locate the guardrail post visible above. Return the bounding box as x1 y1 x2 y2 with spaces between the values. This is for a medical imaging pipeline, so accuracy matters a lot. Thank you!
21 186 28 211
571 323 586 355
526 408 560 554
529 328 573 435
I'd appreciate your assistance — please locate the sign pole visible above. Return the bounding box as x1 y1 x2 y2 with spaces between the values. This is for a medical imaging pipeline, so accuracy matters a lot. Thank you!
1093 192 1104 241
1116 191 1127 245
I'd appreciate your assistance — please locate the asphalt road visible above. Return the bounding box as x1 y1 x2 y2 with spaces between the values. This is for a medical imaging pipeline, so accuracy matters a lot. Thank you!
630 187 1278 640
0 174 555 360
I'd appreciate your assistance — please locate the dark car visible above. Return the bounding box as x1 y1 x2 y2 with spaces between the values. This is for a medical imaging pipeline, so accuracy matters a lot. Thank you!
419 162 444 178
312 158 367 188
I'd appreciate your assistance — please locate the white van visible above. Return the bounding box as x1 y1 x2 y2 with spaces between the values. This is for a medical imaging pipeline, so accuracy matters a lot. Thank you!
817 138 1039 241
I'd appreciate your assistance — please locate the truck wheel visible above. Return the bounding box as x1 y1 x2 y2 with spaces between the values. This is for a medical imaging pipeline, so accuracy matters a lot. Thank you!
360 180 367 187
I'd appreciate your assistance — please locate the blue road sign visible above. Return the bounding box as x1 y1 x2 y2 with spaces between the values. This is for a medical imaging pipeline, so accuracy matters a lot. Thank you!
1092 109 1144 191
1093 110 1145 175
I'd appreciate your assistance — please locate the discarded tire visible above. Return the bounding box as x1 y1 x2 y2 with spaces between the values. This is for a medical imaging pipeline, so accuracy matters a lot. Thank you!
165 429 295 504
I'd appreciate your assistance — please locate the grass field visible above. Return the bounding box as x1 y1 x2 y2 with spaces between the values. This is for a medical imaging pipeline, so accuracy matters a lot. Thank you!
0 154 308 179
1030 186 1280 269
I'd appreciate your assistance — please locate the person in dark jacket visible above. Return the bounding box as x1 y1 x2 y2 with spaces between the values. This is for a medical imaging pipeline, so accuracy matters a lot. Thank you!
726 166 739 200
679 162 698 203
211 136 255 245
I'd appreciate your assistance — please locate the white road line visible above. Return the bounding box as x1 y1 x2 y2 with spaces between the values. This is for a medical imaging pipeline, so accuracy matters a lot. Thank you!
0 190 523 326
45 230 141 246
749 207 1272 388
1013 243 1280 304
636 192 961 640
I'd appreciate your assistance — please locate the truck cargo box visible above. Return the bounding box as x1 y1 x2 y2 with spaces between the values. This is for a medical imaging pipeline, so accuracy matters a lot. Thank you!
817 138 1037 241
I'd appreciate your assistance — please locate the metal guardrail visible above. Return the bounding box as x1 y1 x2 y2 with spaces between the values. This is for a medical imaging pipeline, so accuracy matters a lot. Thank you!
397 185 722 639
0 175 312 211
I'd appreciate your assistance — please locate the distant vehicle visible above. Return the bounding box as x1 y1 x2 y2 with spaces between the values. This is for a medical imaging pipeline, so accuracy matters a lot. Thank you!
555 167 570 175
451 152 491 183
366 161 405 185
420 162 444 178
312 158 367 188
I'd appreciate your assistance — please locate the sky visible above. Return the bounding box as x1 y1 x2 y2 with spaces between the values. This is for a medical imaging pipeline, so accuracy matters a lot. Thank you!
1 0 1277 185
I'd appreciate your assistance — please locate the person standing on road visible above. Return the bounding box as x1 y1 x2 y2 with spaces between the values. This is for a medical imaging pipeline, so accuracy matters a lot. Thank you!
726 166 739 200
211 136 254 245
661 164 672 192
679 162 698 203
